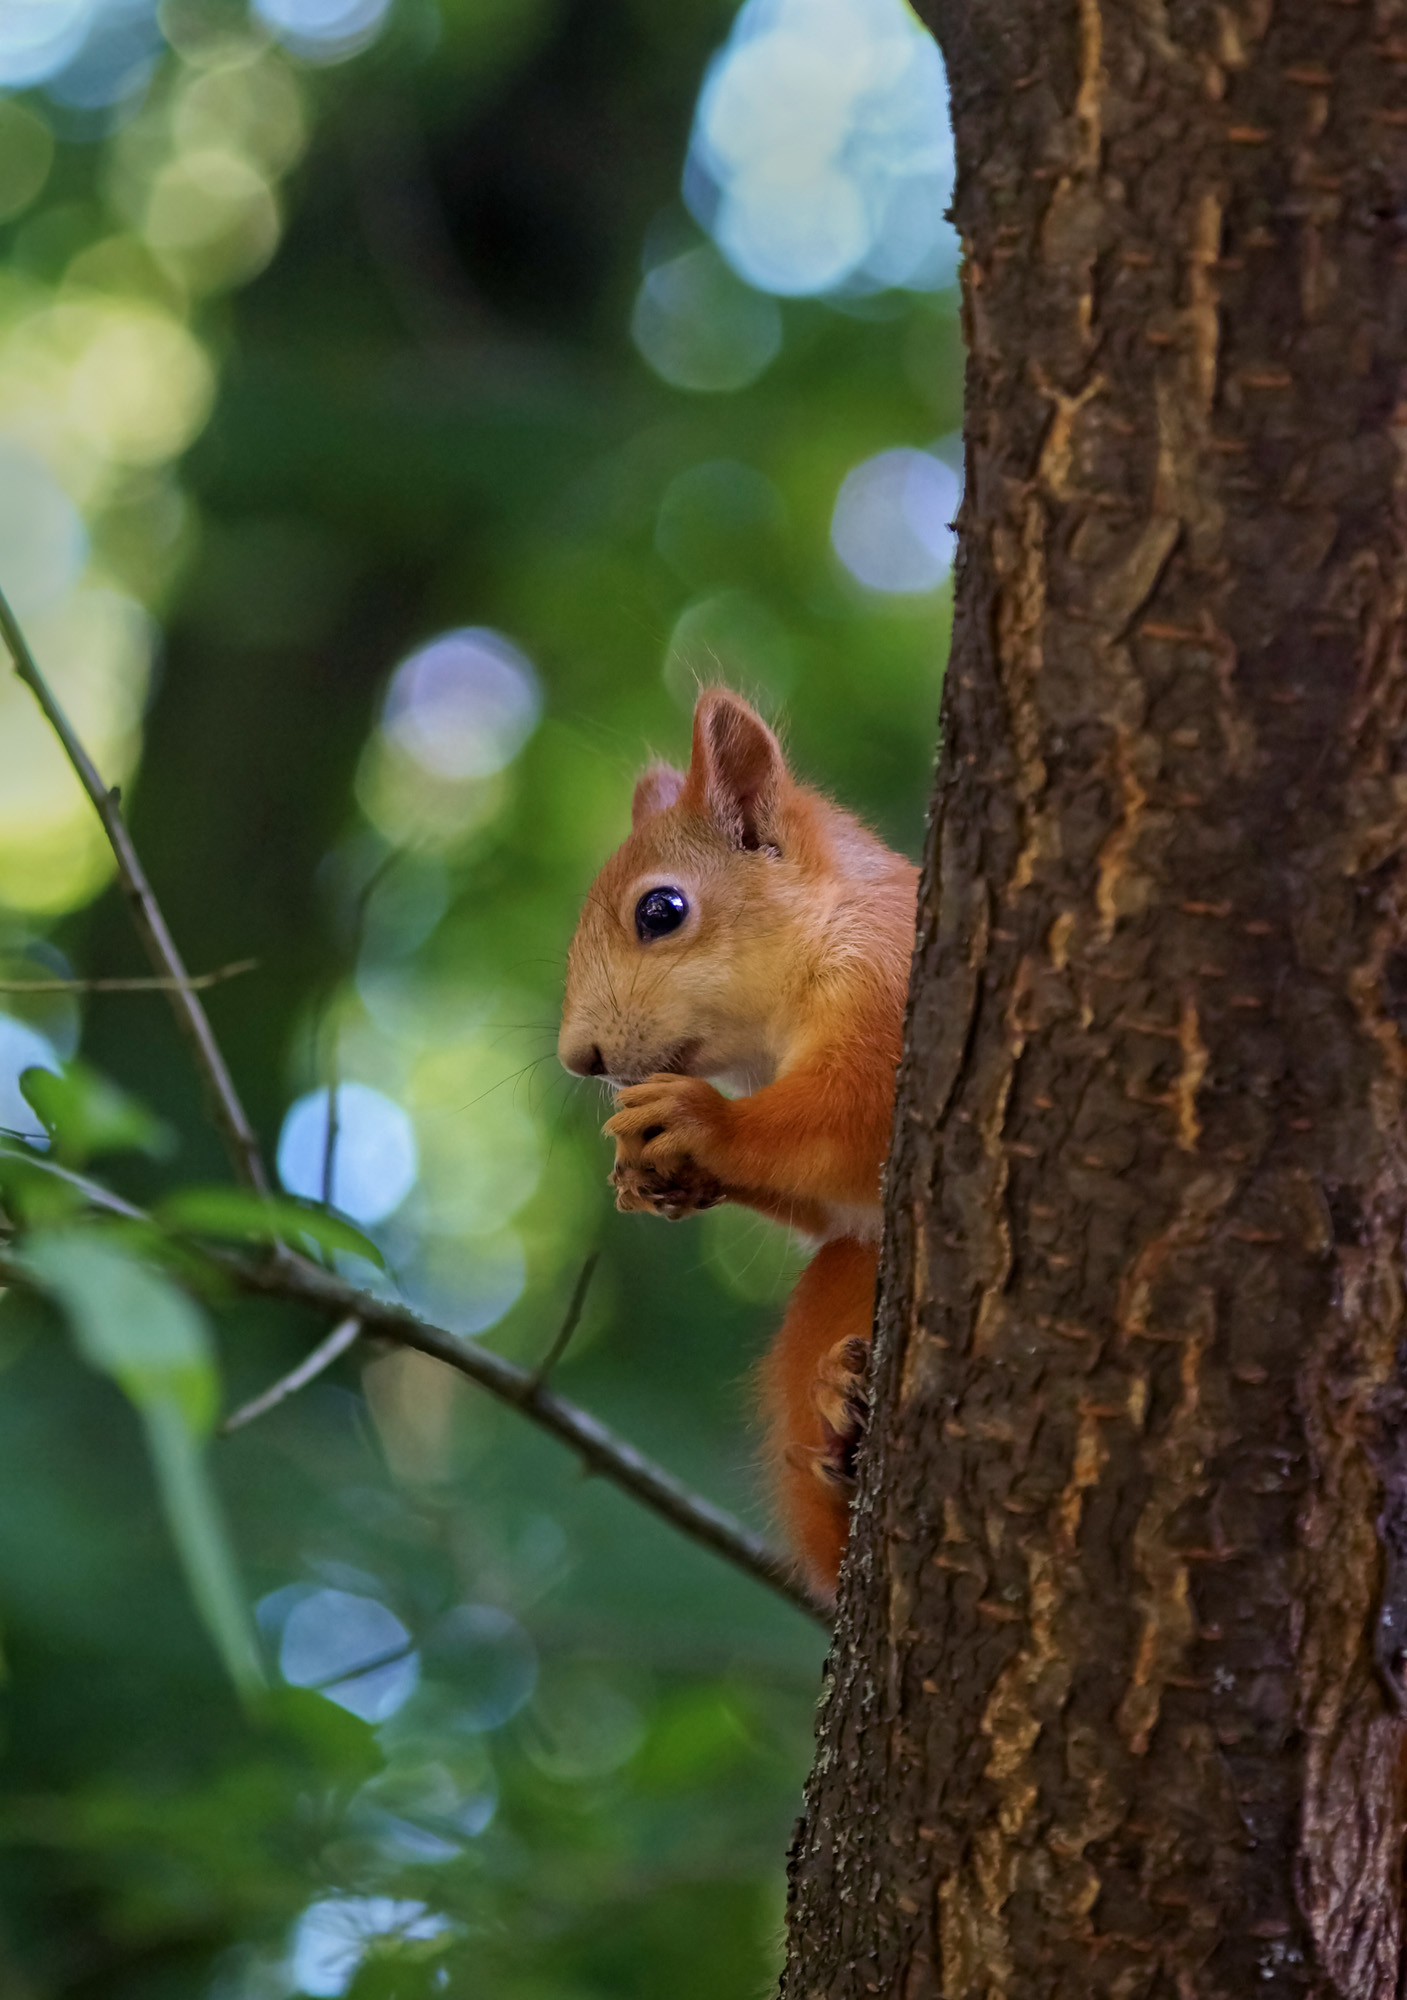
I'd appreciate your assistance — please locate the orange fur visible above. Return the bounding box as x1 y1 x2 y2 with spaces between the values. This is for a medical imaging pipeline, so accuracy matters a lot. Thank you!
759 1238 880 1592
558 690 917 1599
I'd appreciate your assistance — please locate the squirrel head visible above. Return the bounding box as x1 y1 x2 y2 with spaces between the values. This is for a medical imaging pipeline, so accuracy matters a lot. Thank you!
559 689 814 1088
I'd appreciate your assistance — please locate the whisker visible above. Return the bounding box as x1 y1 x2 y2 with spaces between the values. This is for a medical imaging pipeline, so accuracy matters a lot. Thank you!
447 1056 560 1117
539 1071 585 1171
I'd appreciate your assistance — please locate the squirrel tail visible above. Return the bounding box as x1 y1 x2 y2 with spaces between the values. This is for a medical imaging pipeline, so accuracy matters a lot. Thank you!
759 1237 879 1601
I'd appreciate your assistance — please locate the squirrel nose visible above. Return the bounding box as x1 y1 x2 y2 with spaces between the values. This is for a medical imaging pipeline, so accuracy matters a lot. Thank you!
562 1041 606 1078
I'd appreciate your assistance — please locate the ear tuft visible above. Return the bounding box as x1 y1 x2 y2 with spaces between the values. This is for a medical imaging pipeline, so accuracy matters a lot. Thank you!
632 763 684 828
684 690 786 851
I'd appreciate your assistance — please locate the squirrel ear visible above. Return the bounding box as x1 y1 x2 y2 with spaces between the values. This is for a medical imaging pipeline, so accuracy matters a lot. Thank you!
684 690 785 852
632 762 684 828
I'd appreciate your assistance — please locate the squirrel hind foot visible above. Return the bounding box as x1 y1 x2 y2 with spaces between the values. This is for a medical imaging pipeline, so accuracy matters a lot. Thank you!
808 1335 871 1490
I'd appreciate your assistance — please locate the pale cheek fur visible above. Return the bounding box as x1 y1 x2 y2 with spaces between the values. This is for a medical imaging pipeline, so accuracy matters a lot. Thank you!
566 939 757 1077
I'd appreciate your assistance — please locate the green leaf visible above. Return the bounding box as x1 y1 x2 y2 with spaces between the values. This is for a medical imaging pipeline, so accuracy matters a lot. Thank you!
140 1399 265 1706
18 1231 264 1701
23 1230 217 1432
0 1282 55 1374
155 1187 385 1268
261 1686 382 1784
20 1061 174 1166
0 1145 86 1226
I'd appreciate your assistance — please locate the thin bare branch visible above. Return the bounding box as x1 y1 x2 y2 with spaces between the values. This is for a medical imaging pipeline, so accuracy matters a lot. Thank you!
232 1251 830 1627
0 585 269 1193
221 1314 362 1432
309 1637 416 1693
317 848 397 1210
0 959 258 995
0 1147 148 1222
530 1250 599 1389
0 1171 831 1628
321 1074 340 1210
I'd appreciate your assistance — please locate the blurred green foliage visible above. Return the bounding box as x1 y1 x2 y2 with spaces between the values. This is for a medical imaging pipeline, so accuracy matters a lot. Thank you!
0 0 960 1992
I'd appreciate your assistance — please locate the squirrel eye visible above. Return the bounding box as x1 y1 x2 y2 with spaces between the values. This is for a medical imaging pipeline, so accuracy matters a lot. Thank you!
635 886 689 942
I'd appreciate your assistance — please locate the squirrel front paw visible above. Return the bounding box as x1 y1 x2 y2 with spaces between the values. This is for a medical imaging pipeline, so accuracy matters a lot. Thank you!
808 1336 871 1492
604 1075 729 1220
611 1156 724 1220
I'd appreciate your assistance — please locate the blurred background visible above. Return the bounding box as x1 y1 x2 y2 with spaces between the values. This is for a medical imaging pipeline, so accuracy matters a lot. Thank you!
0 0 961 1991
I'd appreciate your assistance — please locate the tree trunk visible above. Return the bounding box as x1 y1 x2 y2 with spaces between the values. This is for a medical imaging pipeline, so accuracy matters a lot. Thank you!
782 3 1407 1995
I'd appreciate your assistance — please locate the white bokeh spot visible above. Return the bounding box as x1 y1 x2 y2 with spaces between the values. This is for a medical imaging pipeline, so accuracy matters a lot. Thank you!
278 1588 419 1723
830 447 959 594
686 0 959 298
289 1896 450 1998
0 447 88 620
251 0 393 65
0 1 92 89
276 1081 417 1224
382 628 540 782
0 1015 61 1144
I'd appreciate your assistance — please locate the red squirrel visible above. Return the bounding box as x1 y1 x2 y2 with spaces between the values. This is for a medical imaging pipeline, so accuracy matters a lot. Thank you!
558 690 917 1598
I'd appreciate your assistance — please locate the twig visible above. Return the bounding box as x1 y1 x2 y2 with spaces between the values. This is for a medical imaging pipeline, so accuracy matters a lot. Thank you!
0 1170 831 1628
0 959 258 995
0 585 269 1193
0 1147 147 1222
530 1250 599 1389
321 1074 340 1211
309 1638 416 1692
232 1251 829 1626
221 1315 362 1433
316 848 397 1211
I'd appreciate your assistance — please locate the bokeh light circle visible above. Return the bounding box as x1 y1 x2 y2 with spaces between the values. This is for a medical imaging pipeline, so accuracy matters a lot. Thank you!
279 1588 419 1723
631 245 781 392
0 1015 61 1143
65 304 216 465
290 1897 450 1998
382 628 540 782
686 0 960 299
45 0 165 112
830 446 959 593
425 1604 538 1731
0 446 88 618
713 164 869 298
0 1 91 90
252 0 393 65
142 147 281 287
276 1081 418 1224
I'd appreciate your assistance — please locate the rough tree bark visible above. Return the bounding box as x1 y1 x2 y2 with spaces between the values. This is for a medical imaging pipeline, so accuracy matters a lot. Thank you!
783 3 1407 1995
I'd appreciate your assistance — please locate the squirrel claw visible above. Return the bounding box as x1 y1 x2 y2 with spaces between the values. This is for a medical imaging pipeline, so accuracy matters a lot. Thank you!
611 1157 724 1220
809 1335 871 1490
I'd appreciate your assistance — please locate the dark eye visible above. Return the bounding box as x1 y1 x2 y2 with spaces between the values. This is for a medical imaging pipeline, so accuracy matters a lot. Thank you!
635 886 689 942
